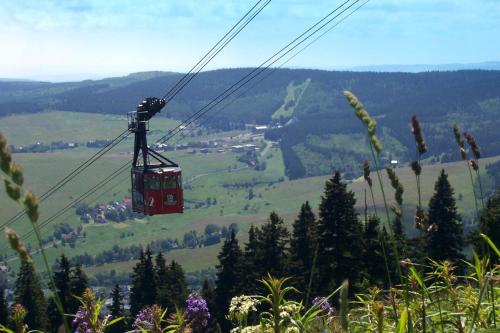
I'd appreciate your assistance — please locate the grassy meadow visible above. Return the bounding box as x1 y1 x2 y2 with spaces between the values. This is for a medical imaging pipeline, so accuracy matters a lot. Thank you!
0 110 498 276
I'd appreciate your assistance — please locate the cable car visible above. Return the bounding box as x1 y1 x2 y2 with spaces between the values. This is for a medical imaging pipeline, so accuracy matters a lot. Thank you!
128 97 183 215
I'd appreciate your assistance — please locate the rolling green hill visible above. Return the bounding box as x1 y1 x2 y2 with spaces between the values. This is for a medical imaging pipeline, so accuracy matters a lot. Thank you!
1 68 499 180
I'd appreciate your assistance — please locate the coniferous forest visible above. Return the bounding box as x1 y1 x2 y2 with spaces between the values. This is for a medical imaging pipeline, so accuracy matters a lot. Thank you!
0 91 498 333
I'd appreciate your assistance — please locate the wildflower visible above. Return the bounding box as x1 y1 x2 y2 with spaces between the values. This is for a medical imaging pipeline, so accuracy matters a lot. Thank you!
399 258 412 268
133 306 155 332
312 296 333 315
463 132 481 159
5 227 30 262
410 160 421 176
73 306 91 333
11 304 28 331
411 115 427 154
279 303 300 319
185 292 210 328
228 295 260 318
363 160 372 187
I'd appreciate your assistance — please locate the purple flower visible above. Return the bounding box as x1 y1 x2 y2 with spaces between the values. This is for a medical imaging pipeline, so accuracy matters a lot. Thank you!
312 296 333 315
73 307 91 333
185 293 210 328
133 307 155 332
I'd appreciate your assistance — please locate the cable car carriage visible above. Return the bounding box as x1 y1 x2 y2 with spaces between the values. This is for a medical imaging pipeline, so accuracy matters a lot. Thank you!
128 97 183 215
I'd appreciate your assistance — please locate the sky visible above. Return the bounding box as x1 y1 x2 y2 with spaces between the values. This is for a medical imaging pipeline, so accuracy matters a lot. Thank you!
1 0 499 81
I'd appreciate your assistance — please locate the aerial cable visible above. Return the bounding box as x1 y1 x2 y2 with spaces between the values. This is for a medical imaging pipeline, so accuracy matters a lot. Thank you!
0 130 130 230
0 0 268 231
9 0 369 250
162 0 271 102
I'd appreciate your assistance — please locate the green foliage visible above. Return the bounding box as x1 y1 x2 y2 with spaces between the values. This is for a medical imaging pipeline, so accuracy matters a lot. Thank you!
316 171 364 295
426 170 465 265
215 231 244 331
130 248 158 316
107 284 126 333
14 260 48 330
287 202 316 290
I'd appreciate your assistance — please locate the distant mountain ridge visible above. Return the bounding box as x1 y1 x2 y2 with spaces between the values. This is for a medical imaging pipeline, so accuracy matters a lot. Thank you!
342 61 500 73
1 68 499 179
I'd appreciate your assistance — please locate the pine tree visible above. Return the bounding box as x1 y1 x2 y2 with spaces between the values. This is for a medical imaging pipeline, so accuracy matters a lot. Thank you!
288 202 316 290
426 170 465 264
254 212 290 278
69 263 89 313
14 260 48 330
316 171 364 295
241 225 260 294
107 284 126 333
0 286 8 325
215 231 243 332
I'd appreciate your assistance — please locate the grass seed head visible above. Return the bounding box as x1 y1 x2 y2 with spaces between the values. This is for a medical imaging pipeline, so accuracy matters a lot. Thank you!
463 132 481 159
363 160 372 187
469 159 479 171
4 179 21 201
411 115 427 154
5 227 31 262
23 191 39 224
410 160 422 176
370 136 382 154
10 162 24 186
0 146 12 175
414 207 427 230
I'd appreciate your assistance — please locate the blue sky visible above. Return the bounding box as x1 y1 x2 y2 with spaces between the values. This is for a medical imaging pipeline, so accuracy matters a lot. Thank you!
1 0 499 81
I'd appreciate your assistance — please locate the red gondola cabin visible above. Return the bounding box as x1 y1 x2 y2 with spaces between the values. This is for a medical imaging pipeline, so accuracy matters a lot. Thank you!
131 166 183 215
129 97 184 215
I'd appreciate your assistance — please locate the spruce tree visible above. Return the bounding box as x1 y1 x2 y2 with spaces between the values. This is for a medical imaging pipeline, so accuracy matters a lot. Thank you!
155 252 169 308
69 263 89 313
426 170 465 264
107 284 126 333
363 215 387 286
288 202 316 290
477 188 500 257
254 212 289 278
163 260 188 312
129 249 146 316
201 279 218 332
14 260 48 330
48 254 72 330
0 286 8 326
215 231 243 332
316 171 364 295
130 247 158 316
241 225 260 294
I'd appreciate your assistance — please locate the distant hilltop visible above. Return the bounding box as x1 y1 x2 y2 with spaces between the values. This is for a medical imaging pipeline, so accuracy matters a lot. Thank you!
341 61 500 73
